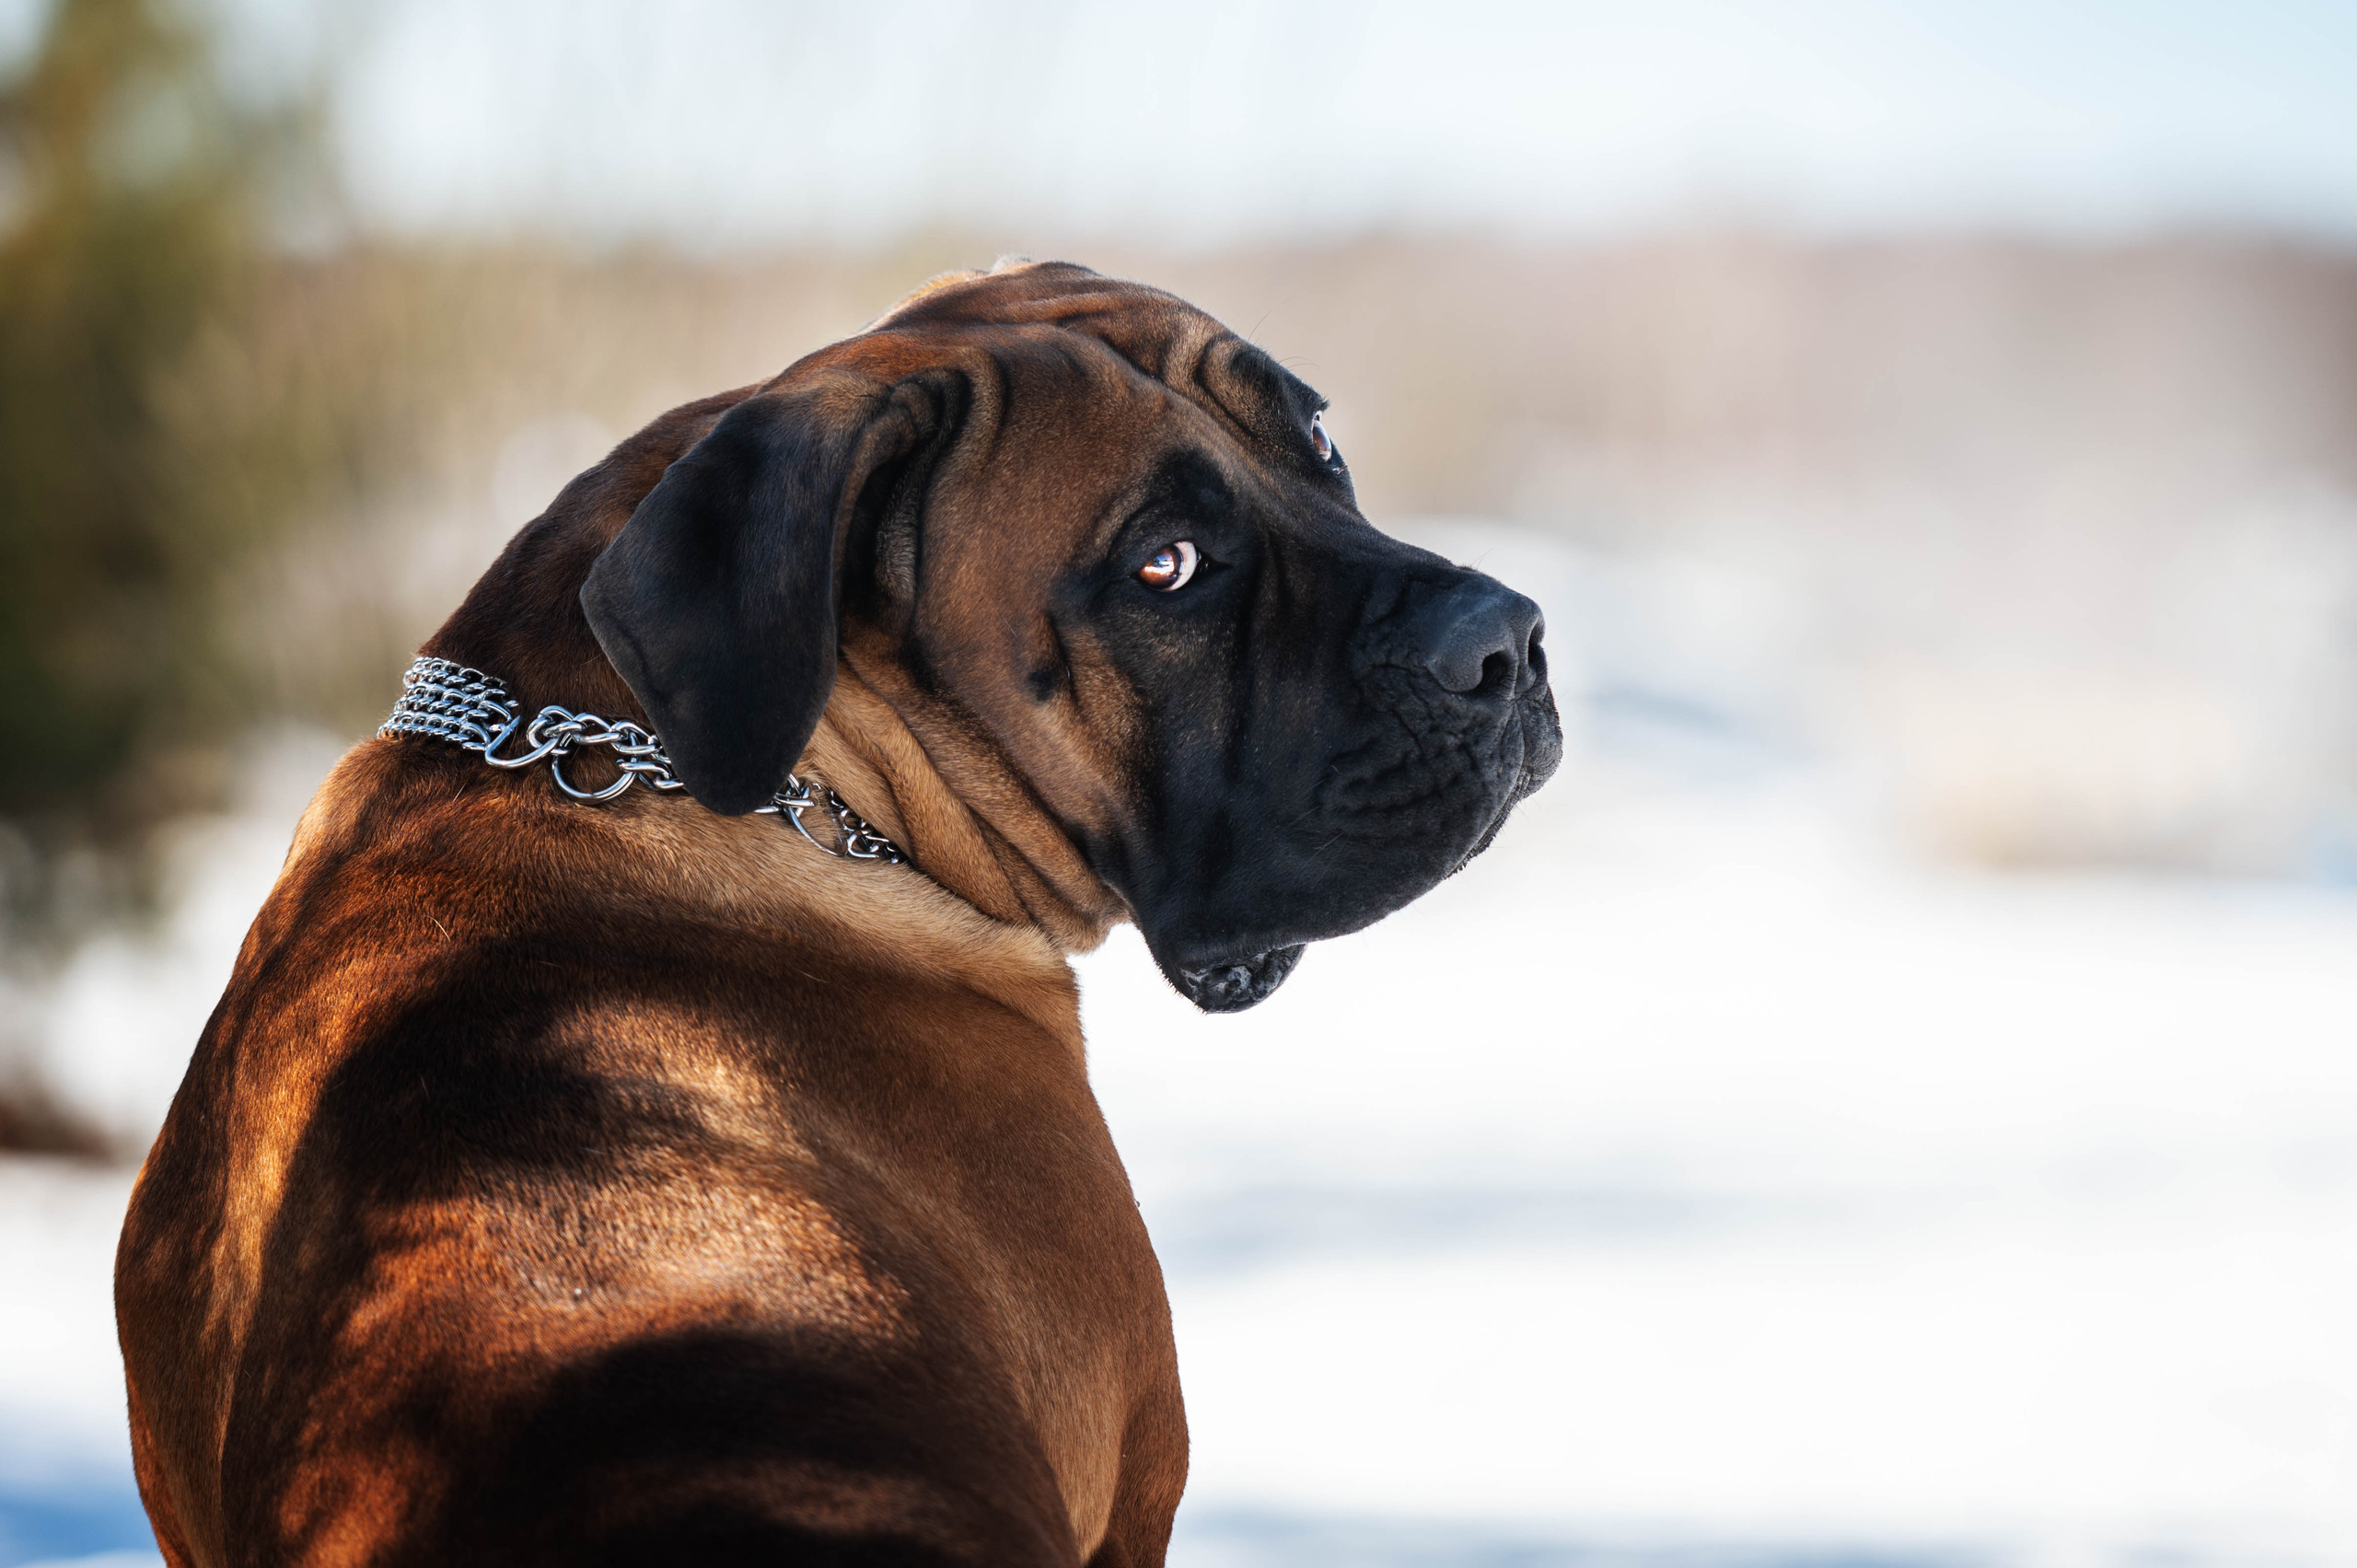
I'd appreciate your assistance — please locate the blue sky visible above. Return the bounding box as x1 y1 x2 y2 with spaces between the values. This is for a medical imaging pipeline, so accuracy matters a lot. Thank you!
323 0 2357 246
7 0 2355 244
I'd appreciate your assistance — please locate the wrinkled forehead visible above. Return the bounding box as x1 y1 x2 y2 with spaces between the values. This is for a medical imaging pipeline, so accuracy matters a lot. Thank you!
866 261 1327 454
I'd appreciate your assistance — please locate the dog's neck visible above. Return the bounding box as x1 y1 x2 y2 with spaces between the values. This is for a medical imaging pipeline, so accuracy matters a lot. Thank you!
420 410 1128 956
797 654 1125 955
415 617 1128 958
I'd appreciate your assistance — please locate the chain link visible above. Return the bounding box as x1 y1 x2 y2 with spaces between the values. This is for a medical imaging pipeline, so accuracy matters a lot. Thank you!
381 657 907 865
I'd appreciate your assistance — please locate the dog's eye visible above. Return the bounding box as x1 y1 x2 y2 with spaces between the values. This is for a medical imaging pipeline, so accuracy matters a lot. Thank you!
1310 412 1333 463
1138 540 1199 592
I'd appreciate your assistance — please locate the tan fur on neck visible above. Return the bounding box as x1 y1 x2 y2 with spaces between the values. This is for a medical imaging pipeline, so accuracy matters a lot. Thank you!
801 657 1124 955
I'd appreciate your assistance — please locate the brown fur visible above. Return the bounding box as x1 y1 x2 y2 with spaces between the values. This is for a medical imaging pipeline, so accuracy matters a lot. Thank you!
111 263 1308 1567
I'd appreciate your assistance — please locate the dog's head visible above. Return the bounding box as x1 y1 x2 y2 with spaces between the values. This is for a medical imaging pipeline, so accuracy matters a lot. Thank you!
579 261 1562 1011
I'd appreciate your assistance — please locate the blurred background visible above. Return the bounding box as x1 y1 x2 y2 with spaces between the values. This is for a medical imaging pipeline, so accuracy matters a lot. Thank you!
6 1 2357 1563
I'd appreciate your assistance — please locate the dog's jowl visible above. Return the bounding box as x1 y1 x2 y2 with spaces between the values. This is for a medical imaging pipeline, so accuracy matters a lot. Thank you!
115 262 1562 1567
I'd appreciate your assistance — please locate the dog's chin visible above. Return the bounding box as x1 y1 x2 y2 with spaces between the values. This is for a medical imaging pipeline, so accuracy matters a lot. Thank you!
1444 698 1564 879
1157 945 1306 1014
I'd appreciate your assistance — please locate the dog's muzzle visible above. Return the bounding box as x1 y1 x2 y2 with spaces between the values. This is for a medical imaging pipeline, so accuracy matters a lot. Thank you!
1165 945 1306 1013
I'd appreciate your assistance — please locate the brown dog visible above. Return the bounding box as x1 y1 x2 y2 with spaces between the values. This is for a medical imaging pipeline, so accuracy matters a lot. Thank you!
115 261 1561 1566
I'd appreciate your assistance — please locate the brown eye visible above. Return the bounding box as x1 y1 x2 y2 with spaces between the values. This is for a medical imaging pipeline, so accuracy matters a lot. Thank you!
1138 540 1200 592
1310 411 1333 462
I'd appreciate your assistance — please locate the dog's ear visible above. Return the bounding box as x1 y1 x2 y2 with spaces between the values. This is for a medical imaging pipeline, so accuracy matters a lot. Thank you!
581 375 938 815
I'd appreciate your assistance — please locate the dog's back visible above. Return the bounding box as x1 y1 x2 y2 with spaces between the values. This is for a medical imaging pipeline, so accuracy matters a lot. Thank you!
116 736 1184 1566
115 261 1561 1567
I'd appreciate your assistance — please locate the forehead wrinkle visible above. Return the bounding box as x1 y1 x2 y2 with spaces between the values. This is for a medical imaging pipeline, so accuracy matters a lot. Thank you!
1194 337 1329 447
917 283 1230 424
856 285 1278 472
979 328 1105 439
948 335 1013 474
1069 385 1254 563
1073 305 1223 388
876 304 1310 565
948 324 1207 483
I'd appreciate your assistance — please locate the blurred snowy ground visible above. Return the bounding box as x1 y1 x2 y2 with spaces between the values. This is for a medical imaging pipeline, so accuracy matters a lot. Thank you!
6 525 2357 1566
1087 778 2357 1565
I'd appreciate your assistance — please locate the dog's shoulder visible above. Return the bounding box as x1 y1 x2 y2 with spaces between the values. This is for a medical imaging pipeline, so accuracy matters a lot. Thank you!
266 733 1082 1031
119 733 1120 1561
129 728 1094 1274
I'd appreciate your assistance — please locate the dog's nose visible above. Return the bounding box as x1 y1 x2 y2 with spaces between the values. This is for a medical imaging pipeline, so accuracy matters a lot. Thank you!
1419 578 1546 697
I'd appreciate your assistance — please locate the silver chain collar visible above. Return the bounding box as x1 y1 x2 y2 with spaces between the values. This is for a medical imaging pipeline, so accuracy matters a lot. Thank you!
379 656 908 865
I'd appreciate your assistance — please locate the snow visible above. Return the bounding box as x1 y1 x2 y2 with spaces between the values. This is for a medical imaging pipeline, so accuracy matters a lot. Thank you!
0 1161 149 1567
1075 776 2357 1563
9 559 2357 1563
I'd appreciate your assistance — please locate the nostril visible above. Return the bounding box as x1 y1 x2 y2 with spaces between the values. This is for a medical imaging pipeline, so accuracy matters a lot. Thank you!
1426 630 1513 693
1524 624 1547 686
1420 582 1543 695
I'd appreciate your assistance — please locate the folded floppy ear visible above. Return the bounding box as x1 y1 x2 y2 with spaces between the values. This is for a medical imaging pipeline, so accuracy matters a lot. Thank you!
581 376 933 815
